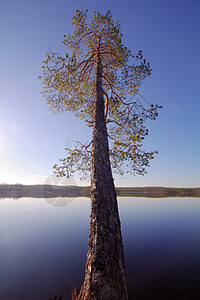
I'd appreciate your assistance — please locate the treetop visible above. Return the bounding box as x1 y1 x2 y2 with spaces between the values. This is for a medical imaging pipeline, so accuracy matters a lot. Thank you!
40 10 162 179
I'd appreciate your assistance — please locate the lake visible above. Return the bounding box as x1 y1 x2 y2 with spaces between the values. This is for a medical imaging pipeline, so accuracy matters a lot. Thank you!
0 196 200 300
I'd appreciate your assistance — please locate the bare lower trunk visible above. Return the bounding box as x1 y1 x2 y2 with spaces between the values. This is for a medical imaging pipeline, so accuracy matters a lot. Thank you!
80 53 128 300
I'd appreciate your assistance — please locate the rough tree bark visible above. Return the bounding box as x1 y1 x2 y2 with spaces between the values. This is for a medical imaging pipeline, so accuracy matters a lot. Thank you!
80 53 128 300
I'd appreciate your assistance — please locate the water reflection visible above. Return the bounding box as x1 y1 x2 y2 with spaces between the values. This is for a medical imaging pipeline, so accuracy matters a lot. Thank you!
120 197 200 299
0 197 200 299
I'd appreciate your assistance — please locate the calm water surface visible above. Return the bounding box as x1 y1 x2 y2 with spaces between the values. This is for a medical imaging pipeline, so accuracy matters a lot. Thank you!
0 197 200 300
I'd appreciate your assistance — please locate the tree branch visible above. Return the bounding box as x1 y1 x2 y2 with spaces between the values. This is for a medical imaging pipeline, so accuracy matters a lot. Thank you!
100 51 128 72
103 90 109 120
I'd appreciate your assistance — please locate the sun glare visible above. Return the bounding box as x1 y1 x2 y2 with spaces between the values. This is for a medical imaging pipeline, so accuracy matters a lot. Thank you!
0 169 48 185
0 134 6 153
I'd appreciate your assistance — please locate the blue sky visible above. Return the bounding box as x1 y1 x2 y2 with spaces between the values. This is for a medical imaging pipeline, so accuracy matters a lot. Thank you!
0 0 199 187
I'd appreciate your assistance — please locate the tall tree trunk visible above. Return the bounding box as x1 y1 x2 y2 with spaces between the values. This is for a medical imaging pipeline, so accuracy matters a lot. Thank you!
80 53 128 300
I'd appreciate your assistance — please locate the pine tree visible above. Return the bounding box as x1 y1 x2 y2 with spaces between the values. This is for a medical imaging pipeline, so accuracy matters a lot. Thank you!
40 10 161 300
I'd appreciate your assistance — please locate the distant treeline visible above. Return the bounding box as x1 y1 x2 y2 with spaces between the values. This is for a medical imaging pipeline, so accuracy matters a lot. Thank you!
0 184 82 199
0 184 200 199
115 186 200 198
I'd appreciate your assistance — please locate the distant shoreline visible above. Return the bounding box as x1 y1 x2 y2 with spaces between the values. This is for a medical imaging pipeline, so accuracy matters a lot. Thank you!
0 184 199 198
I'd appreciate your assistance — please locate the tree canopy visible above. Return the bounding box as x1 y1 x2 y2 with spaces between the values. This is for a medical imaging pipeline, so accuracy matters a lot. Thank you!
40 9 161 180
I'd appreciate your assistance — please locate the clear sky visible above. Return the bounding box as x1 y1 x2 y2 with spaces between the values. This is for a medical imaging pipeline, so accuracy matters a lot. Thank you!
0 0 199 187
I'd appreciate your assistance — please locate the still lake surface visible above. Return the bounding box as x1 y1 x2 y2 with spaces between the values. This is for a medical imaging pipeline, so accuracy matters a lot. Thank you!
0 196 200 300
